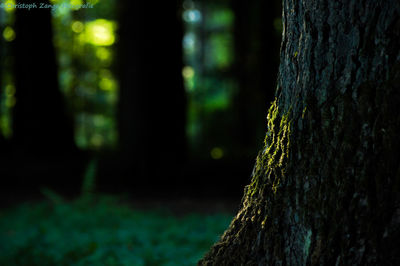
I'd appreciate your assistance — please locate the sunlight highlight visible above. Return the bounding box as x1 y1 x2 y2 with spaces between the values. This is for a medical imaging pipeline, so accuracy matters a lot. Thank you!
4 0 16 13
85 19 116 46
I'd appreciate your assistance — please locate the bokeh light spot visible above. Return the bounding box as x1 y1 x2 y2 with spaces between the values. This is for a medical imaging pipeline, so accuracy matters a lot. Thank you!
96 47 111 61
183 9 202 23
99 77 117 91
70 0 82 10
85 19 116 46
5 84 16 96
182 66 195 79
4 0 16 13
210 147 224 159
3 26 16 42
71 21 84 33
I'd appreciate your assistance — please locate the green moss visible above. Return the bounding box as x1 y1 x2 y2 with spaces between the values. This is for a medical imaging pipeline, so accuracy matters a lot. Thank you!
247 98 292 198
302 106 307 119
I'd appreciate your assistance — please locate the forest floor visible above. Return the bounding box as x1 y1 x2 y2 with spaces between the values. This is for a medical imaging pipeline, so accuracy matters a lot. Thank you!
0 192 238 265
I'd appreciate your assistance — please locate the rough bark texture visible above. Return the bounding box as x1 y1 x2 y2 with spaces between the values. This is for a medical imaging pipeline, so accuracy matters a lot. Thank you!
199 0 400 265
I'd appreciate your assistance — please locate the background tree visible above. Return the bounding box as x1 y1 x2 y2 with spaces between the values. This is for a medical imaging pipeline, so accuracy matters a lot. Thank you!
232 0 281 154
13 1 76 155
115 0 186 194
200 0 400 264
0 19 5 151
11 0 83 189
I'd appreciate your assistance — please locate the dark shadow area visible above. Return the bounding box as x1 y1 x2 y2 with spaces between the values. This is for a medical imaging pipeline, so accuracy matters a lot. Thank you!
1 0 281 202
0 0 281 264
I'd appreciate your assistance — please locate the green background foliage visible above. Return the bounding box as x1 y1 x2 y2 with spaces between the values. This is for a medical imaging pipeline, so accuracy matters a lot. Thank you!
0 196 233 265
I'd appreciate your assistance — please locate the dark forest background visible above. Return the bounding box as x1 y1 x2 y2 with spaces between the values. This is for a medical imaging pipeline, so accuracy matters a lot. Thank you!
0 0 282 203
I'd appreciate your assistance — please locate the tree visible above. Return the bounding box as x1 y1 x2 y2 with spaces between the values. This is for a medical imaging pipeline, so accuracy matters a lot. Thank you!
232 0 281 153
10 1 84 190
115 0 186 193
12 0 77 157
199 0 400 265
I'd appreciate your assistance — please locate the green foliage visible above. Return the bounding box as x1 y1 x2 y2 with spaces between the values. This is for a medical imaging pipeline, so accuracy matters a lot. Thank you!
40 187 65 205
80 158 98 202
52 0 119 150
206 8 234 29
0 196 232 265
182 2 237 157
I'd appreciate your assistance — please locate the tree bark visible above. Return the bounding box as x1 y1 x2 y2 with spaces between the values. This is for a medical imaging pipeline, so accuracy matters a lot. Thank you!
199 0 400 265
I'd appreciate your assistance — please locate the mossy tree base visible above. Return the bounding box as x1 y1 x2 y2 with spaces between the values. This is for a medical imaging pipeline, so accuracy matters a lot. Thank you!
199 0 400 265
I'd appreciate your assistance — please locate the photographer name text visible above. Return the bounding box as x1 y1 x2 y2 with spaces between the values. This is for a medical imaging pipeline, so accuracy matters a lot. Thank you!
0 2 94 11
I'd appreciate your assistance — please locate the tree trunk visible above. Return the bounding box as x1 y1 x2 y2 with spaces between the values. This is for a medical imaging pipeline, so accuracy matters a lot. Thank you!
115 0 186 193
199 0 400 265
10 1 85 191
12 0 77 157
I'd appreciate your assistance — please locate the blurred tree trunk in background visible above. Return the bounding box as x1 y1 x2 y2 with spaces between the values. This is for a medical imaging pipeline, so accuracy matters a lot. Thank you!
0 18 4 144
13 0 76 156
115 0 186 193
11 0 83 188
0 24 6 157
232 0 281 155
200 0 400 264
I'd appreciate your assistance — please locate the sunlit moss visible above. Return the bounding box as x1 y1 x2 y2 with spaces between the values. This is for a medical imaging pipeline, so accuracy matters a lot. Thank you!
301 107 306 118
85 19 116 46
3 26 16 42
71 21 84 33
211 147 224 159
247 98 292 198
